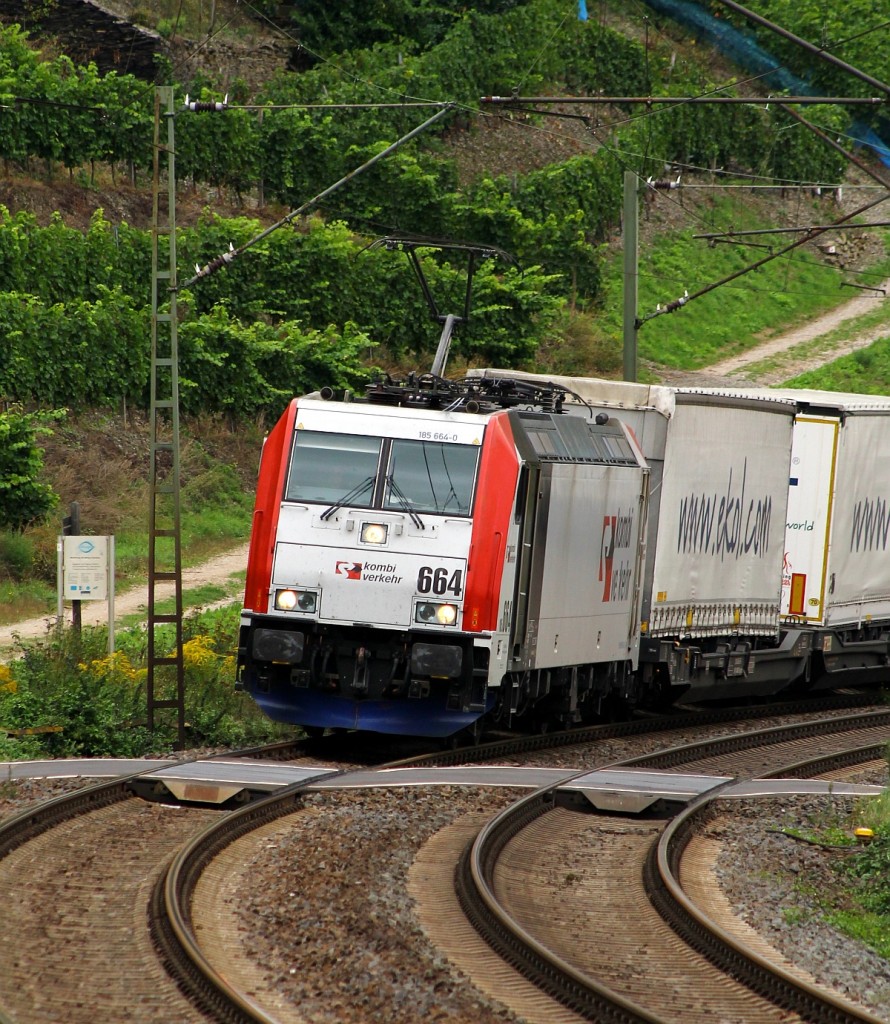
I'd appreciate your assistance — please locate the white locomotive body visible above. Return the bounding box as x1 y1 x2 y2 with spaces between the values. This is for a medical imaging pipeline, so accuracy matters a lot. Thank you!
238 378 650 736
237 371 890 737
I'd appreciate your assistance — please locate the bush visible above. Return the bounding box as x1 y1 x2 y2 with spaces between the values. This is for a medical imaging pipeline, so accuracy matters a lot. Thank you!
0 407 61 532
0 606 290 758
0 531 34 580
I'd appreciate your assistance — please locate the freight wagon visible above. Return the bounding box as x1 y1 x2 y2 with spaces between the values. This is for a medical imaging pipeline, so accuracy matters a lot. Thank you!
471 370 801 702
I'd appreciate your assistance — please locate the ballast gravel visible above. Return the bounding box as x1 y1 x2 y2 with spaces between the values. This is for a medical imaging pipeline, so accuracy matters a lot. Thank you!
232 776 890 1023
237 786 524 1023
711 767 890 1020
1 749 888 1022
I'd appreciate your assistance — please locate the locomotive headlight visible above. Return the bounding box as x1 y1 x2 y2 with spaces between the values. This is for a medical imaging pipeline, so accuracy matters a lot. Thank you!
275 589 317 614
415 602 458 626
361 522 388 545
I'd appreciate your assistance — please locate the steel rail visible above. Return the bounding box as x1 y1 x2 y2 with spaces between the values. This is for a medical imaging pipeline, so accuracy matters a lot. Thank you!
0 740 253 859
619 708 890 770
152 782 317 1024
384 690 886 769
457 783 662 1022
152 744 470 1024
5 696 875 1023
458 714 890 1023
761 742 888 780
647 745 889 1024
0 739 320 1024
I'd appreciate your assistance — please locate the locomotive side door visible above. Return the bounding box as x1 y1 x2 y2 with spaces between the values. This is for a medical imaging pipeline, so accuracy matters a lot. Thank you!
508 462 543 666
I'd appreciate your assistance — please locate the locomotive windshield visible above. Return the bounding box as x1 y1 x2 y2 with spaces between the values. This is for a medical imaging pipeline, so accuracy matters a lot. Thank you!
384 440 478 515
285 429 480 516
286 431 380 506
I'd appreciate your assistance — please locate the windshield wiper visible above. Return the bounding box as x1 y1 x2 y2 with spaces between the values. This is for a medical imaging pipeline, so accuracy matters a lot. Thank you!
386 475 425 529
320 476 375 520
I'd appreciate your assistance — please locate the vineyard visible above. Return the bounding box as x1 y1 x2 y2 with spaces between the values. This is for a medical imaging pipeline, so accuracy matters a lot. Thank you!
0 0 886 537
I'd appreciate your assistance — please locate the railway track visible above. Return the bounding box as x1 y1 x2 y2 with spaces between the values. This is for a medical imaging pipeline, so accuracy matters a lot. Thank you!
0 702 886 1023
456 712 890 1024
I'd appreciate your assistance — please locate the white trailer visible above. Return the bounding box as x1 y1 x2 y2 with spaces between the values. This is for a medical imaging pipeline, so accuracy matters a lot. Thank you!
731 388 890 688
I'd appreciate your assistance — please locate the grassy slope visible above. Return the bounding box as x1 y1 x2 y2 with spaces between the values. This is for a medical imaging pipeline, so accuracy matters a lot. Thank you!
596 192 890 376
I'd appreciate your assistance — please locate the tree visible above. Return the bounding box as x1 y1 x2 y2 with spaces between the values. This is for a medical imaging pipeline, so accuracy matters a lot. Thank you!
0 407 60 531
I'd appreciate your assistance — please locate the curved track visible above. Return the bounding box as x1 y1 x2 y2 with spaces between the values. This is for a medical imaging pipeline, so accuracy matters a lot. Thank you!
456 712 890 1023
0 702 887 1024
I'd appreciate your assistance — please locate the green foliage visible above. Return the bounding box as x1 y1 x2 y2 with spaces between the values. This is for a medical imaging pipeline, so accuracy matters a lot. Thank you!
177 303 375 415
276 0 526 55
0 531 34 580
0 407 60 532
707 0 890 100
826 908 890 959
784 791 890 961
840 824 890 922
450 262 566 365
785 335 890 392
176 94 260 194
0 288 149 406
0 729 45 761
0 6 862 416
0 605 289 758
1 629 151 756
531 308 622 377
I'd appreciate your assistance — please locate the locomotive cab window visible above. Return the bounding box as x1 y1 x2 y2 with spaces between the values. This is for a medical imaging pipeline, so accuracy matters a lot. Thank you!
285 431 381 505
384 440 479 516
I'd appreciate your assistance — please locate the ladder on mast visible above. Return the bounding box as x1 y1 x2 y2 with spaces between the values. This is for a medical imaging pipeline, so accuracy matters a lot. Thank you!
147 86 185 748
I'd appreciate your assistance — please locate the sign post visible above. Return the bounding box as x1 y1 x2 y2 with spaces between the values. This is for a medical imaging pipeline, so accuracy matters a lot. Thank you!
57 535 116 653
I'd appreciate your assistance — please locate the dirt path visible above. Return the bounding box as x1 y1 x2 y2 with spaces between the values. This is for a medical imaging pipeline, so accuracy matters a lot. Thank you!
656 178 890 389
0 543 249 654
703 274 890 385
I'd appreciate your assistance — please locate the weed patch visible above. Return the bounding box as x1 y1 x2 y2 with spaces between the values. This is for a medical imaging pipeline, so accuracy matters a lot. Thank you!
782 787 890 962
0 605 290 758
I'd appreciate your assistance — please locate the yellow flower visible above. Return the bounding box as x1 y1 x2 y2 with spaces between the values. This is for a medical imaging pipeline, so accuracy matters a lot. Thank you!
0 664 17 694
179 635 220 669
81 651 139 682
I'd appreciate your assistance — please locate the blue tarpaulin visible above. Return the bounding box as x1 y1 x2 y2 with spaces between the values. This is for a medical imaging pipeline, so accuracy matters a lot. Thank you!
641 0 890 167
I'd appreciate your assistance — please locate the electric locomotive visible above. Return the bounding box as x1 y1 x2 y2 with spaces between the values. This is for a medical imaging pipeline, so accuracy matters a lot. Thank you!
236 374 651 737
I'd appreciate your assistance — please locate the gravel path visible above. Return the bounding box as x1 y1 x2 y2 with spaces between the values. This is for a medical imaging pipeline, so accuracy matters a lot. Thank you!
705 274 890 380
656 178 890 390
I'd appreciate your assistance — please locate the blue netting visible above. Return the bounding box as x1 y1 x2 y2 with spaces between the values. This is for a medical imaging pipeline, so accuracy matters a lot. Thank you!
641 0 890 167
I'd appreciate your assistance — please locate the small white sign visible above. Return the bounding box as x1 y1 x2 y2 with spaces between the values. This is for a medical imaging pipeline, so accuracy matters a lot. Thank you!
63 536 109 601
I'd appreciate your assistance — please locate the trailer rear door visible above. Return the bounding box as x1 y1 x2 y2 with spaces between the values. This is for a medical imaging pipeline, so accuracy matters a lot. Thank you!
780 414 838 625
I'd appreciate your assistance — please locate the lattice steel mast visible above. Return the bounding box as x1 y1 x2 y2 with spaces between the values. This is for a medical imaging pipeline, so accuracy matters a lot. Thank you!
147 85 185 747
